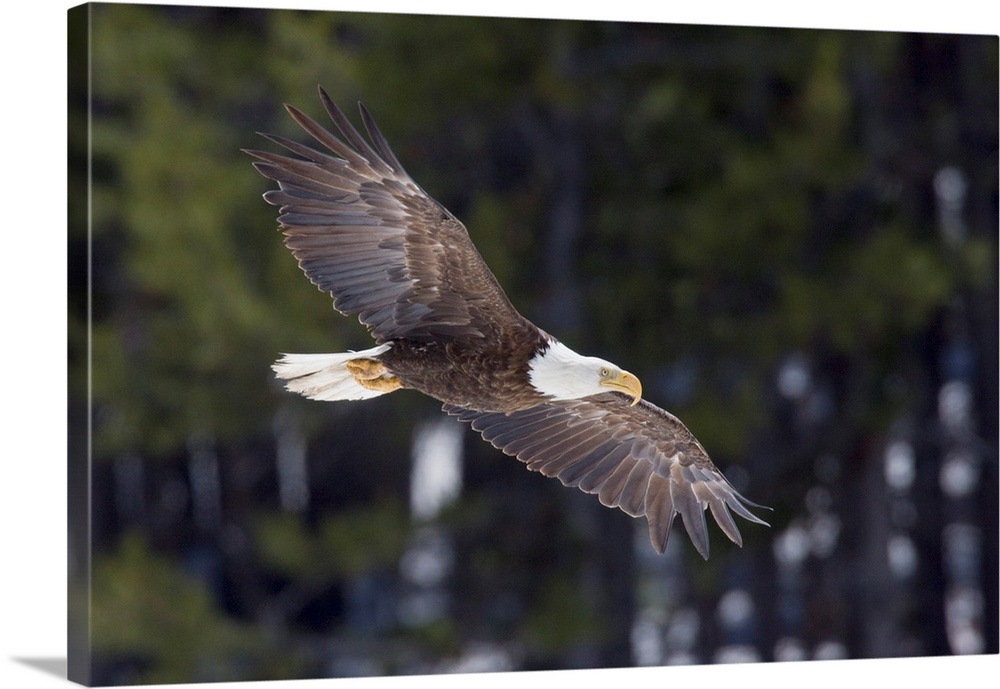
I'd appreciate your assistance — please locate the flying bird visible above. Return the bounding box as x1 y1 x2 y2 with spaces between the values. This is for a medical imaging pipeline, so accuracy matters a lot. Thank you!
247 87 767 558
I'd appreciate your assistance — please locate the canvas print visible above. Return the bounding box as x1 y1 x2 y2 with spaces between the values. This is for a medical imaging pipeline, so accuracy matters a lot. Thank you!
68 3 998 686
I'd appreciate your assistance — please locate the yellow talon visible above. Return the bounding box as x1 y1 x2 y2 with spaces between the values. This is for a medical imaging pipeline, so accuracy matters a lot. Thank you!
347 358 402 392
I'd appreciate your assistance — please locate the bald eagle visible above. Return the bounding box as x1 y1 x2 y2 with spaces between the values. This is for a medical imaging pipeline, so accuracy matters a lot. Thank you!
247 87 767 558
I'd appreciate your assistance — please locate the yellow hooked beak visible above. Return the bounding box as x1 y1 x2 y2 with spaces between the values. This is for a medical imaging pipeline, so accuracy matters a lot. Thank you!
600 370 643 406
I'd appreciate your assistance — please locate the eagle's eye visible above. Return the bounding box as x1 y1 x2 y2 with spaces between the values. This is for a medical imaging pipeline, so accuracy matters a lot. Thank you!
599 367 611 379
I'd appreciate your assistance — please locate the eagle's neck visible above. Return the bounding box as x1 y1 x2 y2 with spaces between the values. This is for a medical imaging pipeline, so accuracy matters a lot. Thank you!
527 339 603 402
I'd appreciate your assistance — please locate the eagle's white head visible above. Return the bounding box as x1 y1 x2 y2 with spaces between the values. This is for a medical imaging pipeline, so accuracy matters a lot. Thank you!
528 339 642 405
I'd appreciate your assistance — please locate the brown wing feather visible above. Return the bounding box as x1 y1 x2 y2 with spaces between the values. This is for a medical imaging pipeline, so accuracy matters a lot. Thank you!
446 393 768 558
247 86 526 344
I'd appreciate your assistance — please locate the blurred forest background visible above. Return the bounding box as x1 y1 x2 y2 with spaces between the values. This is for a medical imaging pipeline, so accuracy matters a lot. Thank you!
68 3 998 685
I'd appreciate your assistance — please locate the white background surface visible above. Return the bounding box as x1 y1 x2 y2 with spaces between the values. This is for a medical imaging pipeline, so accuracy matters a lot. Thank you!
1 1 996 687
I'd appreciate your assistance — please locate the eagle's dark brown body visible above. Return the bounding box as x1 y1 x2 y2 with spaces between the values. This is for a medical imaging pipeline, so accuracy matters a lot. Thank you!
249 87 768 558
380 328 550 412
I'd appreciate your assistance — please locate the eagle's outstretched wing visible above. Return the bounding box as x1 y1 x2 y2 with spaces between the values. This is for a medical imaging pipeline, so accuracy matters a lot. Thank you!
246 86 528 344
447 393 768 558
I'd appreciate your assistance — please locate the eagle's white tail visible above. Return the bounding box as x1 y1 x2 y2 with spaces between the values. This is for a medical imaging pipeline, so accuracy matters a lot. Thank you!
272 344 394 401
